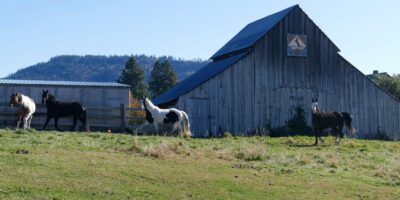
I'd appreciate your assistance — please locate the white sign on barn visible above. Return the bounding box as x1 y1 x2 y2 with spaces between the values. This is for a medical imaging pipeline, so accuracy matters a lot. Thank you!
287 34 307 57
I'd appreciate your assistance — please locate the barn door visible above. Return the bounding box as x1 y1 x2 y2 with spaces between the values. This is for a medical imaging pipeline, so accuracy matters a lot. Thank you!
188 98 210 137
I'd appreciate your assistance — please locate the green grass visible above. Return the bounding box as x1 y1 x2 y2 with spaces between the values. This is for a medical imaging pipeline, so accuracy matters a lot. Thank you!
0 128 399 199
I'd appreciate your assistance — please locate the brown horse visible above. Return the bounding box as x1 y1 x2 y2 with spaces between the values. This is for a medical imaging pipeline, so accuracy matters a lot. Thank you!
311 98 355 145
41 90 89 132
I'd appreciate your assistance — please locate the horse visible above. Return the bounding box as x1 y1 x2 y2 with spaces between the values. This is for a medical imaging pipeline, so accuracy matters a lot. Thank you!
140 97 191 138
9 93 36 129
311 98 355 145
41 90 89 132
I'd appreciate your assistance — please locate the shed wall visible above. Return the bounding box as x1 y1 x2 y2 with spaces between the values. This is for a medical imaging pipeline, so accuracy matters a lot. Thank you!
0 85 130 130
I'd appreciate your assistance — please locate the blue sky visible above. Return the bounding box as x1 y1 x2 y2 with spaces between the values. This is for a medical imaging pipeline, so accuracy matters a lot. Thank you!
1 0 399 78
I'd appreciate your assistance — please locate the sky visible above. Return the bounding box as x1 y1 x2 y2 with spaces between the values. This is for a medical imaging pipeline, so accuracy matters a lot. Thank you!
1 0 399 78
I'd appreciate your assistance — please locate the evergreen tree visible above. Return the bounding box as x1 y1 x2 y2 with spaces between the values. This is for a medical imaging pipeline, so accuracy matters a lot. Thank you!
118 56 148 98
149 60 178 97
374 74 400 100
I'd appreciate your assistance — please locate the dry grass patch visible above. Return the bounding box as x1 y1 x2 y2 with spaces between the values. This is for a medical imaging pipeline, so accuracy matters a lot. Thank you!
374 165 400 180
325 153 340 168
235 145 267 161
342 140 364 148
298 153 312 166
143 140 190 159
124 139 190 159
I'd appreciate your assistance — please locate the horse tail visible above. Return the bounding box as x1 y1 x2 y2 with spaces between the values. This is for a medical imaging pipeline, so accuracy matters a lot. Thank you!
341 112 355 136
82 107 90 132
181 111 192 138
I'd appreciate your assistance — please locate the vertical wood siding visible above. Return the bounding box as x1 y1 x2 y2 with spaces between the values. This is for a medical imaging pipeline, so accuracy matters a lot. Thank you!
176 7 400 139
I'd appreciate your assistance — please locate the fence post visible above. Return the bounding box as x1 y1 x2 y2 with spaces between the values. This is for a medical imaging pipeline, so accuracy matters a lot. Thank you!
120 104 126 131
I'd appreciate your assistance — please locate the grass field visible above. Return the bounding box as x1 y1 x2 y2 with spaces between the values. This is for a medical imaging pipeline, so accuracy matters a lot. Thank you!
0 128 399 199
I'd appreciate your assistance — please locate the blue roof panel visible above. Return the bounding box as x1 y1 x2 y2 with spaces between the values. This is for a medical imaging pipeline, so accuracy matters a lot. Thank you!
211 5 296 60
0 79 129 88
153 53 246 105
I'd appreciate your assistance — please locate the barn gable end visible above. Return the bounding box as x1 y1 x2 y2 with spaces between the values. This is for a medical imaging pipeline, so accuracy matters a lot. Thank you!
154 5 400 139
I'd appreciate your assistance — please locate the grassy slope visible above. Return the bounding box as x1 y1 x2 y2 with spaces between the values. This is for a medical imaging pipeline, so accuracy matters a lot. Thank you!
0 129 399 200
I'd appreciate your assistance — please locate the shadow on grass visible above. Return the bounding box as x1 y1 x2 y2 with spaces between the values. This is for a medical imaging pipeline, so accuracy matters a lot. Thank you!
289 143 331 148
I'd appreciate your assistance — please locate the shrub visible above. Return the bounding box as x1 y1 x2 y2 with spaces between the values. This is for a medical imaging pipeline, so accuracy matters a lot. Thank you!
287 106 313 136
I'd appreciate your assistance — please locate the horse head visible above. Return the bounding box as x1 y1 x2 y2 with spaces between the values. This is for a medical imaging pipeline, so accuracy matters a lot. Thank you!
42 90 55 105
139 96 150 111
9 92 22 107
41 90 49 105
311 98 320 114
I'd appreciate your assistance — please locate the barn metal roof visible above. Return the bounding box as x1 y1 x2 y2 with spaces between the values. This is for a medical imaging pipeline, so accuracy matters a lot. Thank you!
0 79 129 88
211 5 297 60
153 53 246 105
153 5 298 105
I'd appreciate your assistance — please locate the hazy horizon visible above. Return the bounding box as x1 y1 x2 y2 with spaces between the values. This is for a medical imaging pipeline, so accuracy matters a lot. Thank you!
1 0 399 77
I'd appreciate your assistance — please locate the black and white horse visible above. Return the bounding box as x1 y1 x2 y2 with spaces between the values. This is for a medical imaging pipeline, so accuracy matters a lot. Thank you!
140 97 191 137
311 98 355 145
41 90 89 132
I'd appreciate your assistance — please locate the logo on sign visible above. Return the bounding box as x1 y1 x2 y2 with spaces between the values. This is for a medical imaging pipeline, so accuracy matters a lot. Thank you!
287 34 307 57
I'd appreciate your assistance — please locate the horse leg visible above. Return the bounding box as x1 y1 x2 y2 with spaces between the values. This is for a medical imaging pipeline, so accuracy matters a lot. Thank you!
333 127 339 144
27 115 33 129
314 128 319 146
41 116 52 131
54 118 62 132
154 124 158 136
22 115 28 129
79 117 85 132
71 117 77 131
171 122 179 137
337 125 344 145
16 116 22 130
177 122 184 137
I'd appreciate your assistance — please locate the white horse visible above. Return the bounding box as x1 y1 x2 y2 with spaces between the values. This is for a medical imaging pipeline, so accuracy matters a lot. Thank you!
140 97 191 137
9 92 36 129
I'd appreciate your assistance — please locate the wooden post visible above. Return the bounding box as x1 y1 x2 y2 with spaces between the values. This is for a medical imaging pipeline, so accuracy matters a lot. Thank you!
120 104 126 132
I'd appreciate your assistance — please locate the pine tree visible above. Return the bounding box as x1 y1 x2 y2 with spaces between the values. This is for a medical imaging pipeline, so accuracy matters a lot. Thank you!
118 56 148 98
149 60 178 98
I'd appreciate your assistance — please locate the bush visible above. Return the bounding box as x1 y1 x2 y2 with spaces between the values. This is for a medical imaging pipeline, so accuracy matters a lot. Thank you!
287 106 313 136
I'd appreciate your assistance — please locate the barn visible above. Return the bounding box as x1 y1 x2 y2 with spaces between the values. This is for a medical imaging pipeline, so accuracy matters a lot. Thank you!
153 5 400 139
0 79 130 130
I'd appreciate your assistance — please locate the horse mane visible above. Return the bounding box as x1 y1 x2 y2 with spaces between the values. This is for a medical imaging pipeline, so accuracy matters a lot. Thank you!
315 106 323 114
46 93 56 102
144 98 158 111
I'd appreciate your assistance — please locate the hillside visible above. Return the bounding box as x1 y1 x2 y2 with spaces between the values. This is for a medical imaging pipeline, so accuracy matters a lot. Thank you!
5 55 209 82
0 129 399 199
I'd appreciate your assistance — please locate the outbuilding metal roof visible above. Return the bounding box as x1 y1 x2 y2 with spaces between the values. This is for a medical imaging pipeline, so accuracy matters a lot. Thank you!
153 53 246 105
0 79 129 88
211 5 297 60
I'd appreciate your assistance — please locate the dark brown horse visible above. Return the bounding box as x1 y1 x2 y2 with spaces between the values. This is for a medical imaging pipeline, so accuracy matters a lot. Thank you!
311 98 355 145
41 90 89 132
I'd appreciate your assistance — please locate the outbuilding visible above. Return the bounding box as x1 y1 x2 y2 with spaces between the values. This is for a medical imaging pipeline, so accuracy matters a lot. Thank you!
154 5 400 139
0 79 130 130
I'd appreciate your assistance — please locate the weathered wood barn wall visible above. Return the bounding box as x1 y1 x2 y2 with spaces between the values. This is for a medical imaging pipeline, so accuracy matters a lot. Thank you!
0 79 130 129
154 5 400 139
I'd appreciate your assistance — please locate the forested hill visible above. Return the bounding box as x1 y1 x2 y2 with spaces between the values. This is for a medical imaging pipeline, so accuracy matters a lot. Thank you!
5 55 209 82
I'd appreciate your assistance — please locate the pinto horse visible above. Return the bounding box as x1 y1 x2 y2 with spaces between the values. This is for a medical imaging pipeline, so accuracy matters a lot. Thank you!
140 97 191 137
41 90 89 131
311 98 355 145
9 93 36 129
